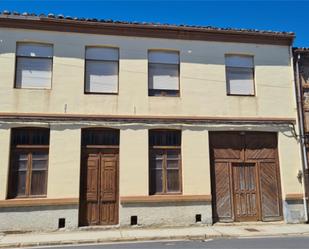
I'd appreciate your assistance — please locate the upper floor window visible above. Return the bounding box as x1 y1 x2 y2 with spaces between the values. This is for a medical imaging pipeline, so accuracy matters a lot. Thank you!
149 130 182 195
15 43 53 89
8 128 50 199
225 55 255 96
85 47 119 94
148 50 180 97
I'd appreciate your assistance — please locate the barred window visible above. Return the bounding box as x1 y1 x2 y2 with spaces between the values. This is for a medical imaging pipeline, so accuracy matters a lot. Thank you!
149 130 181 195
8 128 49 198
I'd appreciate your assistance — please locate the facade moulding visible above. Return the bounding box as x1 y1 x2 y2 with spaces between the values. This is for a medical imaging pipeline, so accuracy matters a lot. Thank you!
120 195 212 204
0 16 294 45
0 198 79 208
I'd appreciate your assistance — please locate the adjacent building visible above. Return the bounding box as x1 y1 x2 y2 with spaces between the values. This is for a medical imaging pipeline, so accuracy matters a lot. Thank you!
0 11 307 231
294 48 309 221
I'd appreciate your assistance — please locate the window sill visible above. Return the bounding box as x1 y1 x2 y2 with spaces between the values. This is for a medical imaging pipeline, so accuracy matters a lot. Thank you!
14 87 52 90
120 194 211 204
0 197 78 208
226 93 256 97
84 92 118 95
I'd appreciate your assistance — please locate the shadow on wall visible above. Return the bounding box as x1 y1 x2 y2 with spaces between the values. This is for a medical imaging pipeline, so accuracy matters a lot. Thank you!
0 28 291 67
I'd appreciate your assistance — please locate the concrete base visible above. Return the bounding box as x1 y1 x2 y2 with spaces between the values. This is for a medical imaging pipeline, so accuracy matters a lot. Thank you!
283 200 306 223
119 201 212 227
0 205 79 232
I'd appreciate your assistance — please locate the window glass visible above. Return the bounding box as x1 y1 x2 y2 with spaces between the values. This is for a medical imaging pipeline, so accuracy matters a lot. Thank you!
85 61 118 93
31 152 48 195
149 63 179 90
149 131 181 195
85 47 119 94
15 43 53 89
225 55 254 95
148 51 179 96
16 58 52 89
8 128 49 199
17 43 53 57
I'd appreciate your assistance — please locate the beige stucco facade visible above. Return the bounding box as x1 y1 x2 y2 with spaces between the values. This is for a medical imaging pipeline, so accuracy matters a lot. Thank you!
0 26 306 231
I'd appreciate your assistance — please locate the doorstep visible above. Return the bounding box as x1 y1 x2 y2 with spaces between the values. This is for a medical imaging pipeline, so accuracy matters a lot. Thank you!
213 221 285 226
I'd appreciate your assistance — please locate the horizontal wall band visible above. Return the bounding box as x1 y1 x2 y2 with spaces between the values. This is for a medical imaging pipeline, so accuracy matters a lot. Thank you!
0 17 294 45
0 198 79 208
0 112 296 125
120 195 212 204
285 194 304 201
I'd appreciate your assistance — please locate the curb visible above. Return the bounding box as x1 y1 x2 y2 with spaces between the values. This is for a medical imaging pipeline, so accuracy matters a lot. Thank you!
1 232 309 248
0 234 223 248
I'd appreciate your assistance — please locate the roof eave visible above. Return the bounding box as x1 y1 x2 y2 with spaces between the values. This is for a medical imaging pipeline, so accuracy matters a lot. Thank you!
0 16 295 46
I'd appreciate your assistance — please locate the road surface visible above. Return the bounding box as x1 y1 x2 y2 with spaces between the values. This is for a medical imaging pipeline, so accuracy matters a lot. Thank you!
30 236 309 249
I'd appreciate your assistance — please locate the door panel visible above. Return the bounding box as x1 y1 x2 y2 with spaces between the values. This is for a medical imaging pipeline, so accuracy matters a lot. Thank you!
212 162 233 222
245 133 277 160
99 153 118 225
210 132 243 160
100 156 117 202
259 162 282 221
232 163 259 221
80 153 100 226
86 154 99 201
100 201 117 225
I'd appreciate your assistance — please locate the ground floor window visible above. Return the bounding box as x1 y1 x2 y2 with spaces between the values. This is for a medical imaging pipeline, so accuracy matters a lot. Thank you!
8 128 49 198
149 130 182 195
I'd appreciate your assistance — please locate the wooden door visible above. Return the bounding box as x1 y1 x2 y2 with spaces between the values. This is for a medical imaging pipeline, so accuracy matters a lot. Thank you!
210 132 243 222
79 149 118 226
210 131 283 223
232 163 259 221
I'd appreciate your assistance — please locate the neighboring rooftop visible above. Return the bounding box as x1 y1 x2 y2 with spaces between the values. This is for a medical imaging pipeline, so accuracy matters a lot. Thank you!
0 10 295 45
294 47 309 53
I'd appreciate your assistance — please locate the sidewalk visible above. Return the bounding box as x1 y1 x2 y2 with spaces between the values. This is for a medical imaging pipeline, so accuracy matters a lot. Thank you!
1 223 309 248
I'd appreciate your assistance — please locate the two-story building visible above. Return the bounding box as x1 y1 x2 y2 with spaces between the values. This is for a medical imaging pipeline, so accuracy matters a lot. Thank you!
0 11 306 231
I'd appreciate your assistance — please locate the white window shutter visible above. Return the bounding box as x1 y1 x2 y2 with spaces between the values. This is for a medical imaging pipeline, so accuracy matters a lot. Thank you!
86 47 119 61
17 43 53 58
149 51 179 64
85 61 118 93
227 67 254 95
225 55 253 68
149 63 179 90
16 58 52 89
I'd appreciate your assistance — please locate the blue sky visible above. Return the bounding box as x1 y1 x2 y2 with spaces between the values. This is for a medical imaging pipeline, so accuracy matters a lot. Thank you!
0 0 308 47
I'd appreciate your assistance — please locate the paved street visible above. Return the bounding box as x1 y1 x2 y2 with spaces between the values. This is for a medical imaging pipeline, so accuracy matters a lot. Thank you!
31 236 309 249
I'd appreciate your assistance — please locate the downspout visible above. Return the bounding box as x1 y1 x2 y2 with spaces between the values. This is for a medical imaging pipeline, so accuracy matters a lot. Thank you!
294 49 309 223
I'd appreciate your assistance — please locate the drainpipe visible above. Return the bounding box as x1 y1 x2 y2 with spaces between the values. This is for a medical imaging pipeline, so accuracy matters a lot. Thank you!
294 49 309 223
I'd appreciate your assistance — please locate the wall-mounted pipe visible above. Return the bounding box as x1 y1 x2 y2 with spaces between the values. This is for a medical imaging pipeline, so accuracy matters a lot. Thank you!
294 49 309 223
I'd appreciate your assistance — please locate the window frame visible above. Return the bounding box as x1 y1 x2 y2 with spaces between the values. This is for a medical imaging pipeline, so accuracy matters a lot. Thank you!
14 42 53 90
84 46 119 95
7 128 50 199
225 54 256 96
148 130 182 195
148 50 180 97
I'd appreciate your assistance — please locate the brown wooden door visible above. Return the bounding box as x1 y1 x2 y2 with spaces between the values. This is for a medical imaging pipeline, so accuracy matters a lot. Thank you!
79 149 118 226
232 163 259 221
210 131 282 223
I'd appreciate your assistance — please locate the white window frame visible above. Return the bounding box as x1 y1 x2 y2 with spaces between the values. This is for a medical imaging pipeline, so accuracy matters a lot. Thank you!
15 42 53 89
84 46 119 94
225 54 255 96
148 50 180 97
